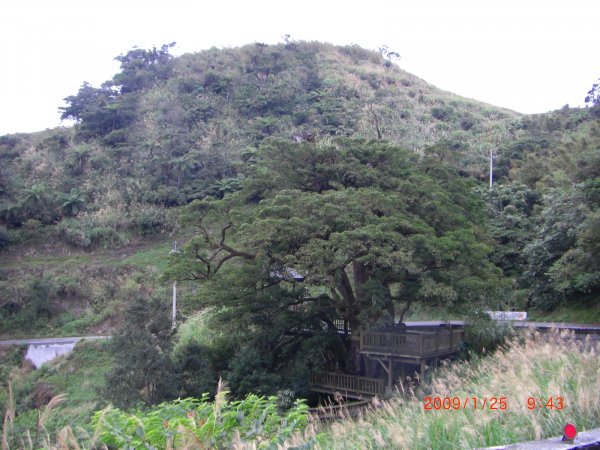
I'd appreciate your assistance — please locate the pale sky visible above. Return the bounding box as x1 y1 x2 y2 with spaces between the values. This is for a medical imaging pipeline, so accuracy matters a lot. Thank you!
1 0 598 136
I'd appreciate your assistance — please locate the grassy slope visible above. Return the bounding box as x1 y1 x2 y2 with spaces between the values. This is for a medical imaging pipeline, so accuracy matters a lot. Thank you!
0 234 179 339
1 340 113 443
167 42 522 175
528 302 600 323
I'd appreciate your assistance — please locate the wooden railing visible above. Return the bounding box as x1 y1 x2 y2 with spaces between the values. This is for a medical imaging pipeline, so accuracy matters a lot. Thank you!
291 318 351 334
332 318 349 333
310 371 384 398
360 329 464 357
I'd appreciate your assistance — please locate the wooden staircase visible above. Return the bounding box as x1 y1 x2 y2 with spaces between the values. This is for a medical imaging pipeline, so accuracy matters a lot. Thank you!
310 371 384 399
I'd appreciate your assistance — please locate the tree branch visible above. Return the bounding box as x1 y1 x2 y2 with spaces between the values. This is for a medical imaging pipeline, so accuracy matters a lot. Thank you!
213 250 255 274
185 218 257 280
326 250 368 274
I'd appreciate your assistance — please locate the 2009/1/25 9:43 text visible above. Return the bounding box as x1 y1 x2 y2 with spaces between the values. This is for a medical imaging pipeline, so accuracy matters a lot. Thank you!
423 396 565 411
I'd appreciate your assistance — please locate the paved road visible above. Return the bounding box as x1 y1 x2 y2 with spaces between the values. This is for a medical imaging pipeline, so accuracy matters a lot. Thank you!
512 321 600 330
0 336 111 347
404 320 600 330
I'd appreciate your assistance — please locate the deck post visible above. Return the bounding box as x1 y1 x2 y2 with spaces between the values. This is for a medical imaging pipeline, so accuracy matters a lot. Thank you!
386 359 392 396
373 357 393 397
420 359 426 379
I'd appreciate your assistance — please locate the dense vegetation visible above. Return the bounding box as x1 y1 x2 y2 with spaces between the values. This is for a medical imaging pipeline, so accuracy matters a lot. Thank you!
0 40 599 447
2 330 597 448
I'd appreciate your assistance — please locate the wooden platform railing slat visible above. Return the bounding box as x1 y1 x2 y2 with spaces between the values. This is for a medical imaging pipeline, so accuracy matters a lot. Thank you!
310 371 384 397
360 329 465 357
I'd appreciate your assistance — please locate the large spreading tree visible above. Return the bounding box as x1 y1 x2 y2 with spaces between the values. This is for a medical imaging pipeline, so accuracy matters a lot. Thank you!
167 138 503 379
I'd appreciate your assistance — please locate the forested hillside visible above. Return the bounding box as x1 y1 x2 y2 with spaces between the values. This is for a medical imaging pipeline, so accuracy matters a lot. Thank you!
2 41 520 218
0 41 599 436
0 41 523 337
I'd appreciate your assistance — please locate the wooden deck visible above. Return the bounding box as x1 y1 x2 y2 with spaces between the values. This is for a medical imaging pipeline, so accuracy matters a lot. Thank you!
359 328 464 358
310 371 384 399
309 326 465 398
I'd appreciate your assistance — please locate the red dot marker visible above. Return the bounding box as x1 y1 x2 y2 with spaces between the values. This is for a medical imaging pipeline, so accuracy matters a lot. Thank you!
562 423 577 441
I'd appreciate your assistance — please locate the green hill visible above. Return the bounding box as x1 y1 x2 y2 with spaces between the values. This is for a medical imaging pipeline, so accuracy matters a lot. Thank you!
1 39 599 446
0 41 520 335
1 40 599 337
1 40 598 335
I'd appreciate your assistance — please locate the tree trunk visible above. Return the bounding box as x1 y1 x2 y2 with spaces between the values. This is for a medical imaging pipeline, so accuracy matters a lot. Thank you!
397 300 411 325
335 337 360 374
352 261 368 301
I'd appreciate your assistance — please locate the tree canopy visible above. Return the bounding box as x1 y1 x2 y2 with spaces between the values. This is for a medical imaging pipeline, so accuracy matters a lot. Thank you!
167 138 504 379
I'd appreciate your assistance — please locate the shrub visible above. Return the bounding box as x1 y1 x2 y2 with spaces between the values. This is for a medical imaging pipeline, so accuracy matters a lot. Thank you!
52 274 81 298
202 72 231 94
103 293 178 409
0 273 98 334
23 219 41 231
56 203 175 249
431 105 454 121
92 389 309 449
172 311 236 399
56 218 91 248
19 277 60 323
57 218 128 249
89 153 112 171
460 115 476 131
130 206 169 235
339 45 382 64
102 129 128 146
89 226 125 247
464 312 512 354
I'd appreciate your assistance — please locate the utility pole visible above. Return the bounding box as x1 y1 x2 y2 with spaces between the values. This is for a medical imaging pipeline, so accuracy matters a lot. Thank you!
171 241 178 327
489 149 495 190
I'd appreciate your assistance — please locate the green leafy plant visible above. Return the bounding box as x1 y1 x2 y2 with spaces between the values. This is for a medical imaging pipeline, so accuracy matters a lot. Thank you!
92 386 309 449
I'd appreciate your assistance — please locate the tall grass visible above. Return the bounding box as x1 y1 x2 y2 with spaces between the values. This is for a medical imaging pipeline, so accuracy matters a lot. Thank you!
289 330 600 449
1 381 101 450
